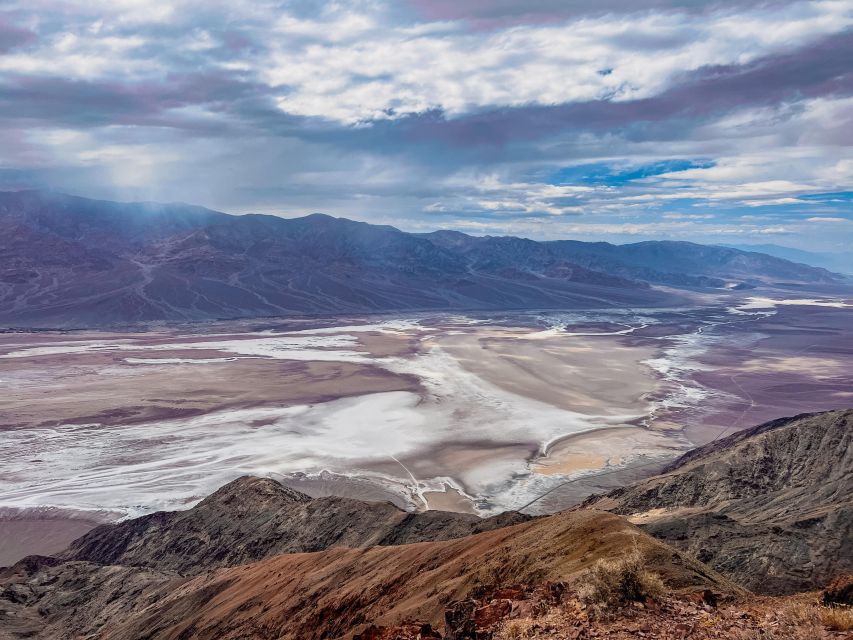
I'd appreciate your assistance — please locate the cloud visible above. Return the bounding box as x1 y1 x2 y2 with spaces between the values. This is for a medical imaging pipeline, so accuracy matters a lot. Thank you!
406 0 798 30
261 1 852 124
423 174 597 217
662 213 715 219
0 0 851 252
0 17 36 53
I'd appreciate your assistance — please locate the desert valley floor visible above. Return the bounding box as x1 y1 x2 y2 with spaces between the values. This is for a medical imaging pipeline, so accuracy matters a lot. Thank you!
1 294 851 565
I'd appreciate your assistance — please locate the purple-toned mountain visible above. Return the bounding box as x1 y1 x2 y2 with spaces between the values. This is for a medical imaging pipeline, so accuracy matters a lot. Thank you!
0 190 843 327
421 231 843 289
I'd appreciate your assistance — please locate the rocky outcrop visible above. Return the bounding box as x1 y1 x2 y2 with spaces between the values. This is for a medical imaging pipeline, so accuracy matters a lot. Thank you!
61 476 530 575
822 575 853 607
584 409 853 594
353 622 442 640
0 558 182 640
359 581 853 640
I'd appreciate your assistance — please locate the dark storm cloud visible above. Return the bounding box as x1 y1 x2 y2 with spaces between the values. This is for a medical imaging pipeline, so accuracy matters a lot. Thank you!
407 0 794 27
3 26 848 151
0 71 278 132
393 30 853 148
0 19 36 53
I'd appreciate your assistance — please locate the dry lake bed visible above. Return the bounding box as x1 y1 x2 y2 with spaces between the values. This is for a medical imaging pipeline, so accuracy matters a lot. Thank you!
1 296 852 564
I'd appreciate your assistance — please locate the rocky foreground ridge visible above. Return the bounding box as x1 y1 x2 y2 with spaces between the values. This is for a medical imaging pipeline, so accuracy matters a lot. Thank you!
1 509 738 639
585 409 853 594
0 409 851 639
60 477 529 575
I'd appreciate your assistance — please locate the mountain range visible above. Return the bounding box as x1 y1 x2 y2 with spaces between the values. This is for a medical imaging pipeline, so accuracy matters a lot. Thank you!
721 243 852 276
1 410 850 639
0 190 844 327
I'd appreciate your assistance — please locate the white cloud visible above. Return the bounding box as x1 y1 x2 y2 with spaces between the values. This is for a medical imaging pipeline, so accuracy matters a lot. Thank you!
424 174 599 216
260 0 852 123
0 30 151 79
417 217 799 241
662 213 715 219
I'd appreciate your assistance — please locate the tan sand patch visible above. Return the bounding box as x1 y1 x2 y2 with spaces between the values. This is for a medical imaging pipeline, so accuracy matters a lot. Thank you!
739 355 845 376
532 426 685 480
533 453 608 476
423 485 477 514
627 506 705 525
354 331 421 358
432 331 658 417
646 420 684 432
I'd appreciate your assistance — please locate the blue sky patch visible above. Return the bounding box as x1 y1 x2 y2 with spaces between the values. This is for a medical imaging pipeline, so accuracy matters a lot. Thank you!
548 160 714 186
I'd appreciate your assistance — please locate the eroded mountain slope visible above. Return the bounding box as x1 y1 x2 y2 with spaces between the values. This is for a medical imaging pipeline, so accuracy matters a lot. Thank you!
61 476 529 575
584 410 853 594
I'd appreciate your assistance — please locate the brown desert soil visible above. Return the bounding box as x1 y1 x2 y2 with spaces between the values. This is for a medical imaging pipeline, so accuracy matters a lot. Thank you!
94 510 740 640
422 485 478 514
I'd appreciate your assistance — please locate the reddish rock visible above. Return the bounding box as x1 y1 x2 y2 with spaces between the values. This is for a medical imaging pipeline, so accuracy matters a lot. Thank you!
531 581 567 605
418 623 442 639
701 589 719 608
473 600 512 629
492 586 525 600
354 622 441 640
510 599 536 619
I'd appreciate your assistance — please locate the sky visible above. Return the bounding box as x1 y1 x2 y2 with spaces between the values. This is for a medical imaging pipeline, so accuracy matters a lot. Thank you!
1 0 851 251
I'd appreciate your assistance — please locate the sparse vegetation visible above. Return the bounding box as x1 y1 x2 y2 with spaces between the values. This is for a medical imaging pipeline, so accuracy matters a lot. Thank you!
746 598 853 634
819 605 853 631
494 609 582 640
499 618 536 639
575 548 666 610
493 593 853 640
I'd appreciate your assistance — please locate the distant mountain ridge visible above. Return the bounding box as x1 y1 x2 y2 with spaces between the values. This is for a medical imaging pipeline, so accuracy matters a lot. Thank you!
0 190 842 327
721 243 852 276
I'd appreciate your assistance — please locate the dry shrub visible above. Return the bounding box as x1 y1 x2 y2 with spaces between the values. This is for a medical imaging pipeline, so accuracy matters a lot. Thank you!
763 598 853 633
820 605 853 631
496 618 535 640
494 610 574 640
730 629 810 640
575 548 666 609
780 600 820 626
